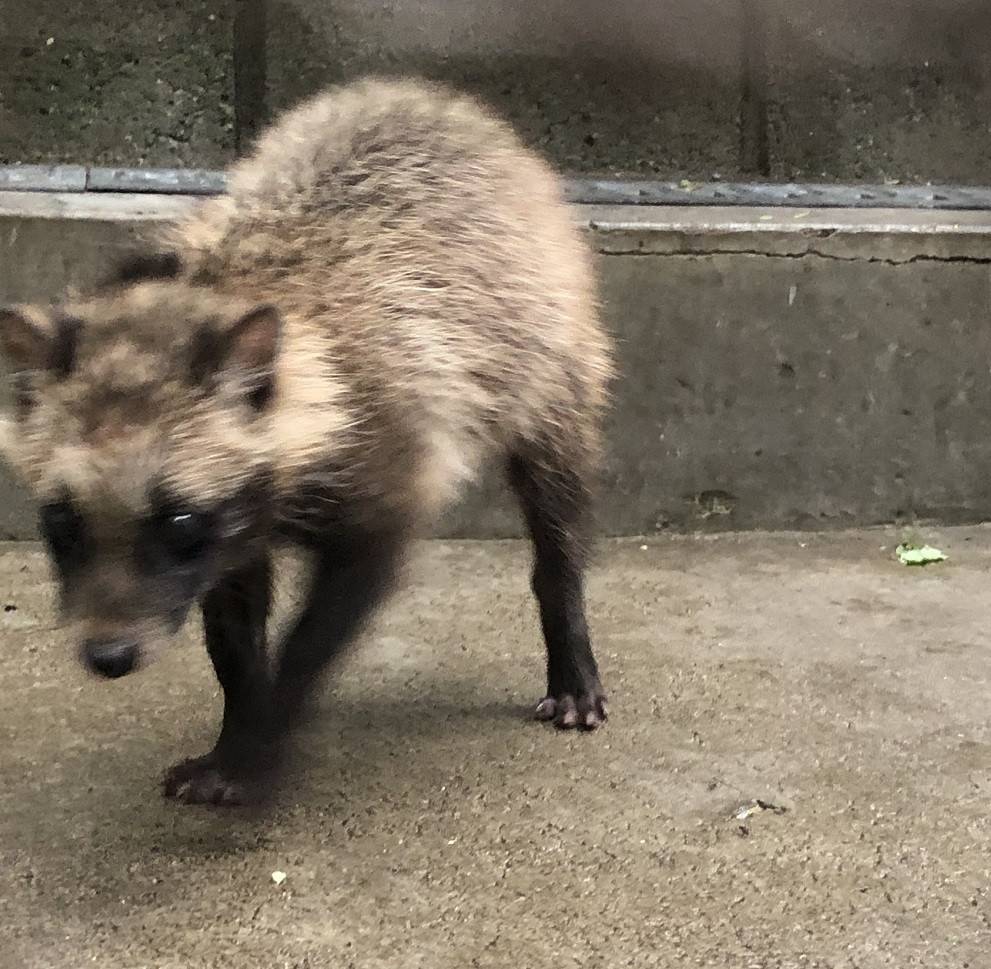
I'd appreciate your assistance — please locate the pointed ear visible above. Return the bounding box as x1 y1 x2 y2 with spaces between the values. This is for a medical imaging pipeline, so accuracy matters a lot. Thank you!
225 304 282 373
0 306 81 378
189 304 282 410
0 305 55 372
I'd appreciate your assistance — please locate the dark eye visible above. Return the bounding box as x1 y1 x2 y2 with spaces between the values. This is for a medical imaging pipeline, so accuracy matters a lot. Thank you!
156 510 213 562
39 494 89 575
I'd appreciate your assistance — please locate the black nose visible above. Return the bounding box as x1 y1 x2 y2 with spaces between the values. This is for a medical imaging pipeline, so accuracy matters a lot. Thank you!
81 638 138 678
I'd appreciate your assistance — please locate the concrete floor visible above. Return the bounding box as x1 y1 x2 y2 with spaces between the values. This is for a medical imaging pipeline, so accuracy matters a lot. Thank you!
0 529 989 968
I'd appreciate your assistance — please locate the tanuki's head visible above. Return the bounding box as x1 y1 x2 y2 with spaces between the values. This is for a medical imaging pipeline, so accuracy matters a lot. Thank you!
0 258 282 677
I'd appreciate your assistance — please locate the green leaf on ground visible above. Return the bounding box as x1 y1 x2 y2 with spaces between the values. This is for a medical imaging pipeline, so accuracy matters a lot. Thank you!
896 543 947 566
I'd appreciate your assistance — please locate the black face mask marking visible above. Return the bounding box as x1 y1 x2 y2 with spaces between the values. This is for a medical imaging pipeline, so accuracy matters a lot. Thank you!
156 509 215 564
138 488 218 577
38 490 90 582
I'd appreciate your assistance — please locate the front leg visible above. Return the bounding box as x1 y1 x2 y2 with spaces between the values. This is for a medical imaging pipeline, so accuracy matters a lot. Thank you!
272 528 404 729
164 555 274 805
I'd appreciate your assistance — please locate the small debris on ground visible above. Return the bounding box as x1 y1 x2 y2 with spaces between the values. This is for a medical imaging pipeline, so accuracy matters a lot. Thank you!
734 799 788 822
896 543 947 566
271 870 287 886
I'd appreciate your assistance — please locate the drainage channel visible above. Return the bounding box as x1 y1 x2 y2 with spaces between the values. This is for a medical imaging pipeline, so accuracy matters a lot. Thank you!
3 165 991 211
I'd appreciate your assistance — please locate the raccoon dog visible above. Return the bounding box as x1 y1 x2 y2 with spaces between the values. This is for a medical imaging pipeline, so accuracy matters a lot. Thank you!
0 79 614 805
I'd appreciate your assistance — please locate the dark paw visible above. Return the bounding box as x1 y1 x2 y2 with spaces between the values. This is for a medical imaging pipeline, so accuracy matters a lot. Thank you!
535 687 608 730
162 754 259 806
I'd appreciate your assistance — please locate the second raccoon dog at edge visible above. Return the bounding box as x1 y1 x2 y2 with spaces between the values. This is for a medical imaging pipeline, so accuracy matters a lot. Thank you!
0 77 615 806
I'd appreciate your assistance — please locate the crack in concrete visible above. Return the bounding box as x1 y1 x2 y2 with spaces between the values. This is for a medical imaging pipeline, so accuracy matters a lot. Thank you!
598 247 991 266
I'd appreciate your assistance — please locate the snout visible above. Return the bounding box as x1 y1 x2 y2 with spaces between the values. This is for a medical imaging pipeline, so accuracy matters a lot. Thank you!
80 637 139 679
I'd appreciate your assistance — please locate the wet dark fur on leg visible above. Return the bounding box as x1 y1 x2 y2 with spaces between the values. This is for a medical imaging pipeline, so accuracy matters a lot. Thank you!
508 451 607 730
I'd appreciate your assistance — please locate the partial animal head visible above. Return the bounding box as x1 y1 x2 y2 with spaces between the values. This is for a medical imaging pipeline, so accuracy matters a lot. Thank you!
0 253 282 677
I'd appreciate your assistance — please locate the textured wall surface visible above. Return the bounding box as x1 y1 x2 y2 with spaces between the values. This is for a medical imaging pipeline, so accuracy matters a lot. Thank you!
2 0 989 181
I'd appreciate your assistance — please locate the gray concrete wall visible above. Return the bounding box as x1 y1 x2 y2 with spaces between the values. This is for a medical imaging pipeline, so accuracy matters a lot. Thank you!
2 193 991 538
266 0 746 180
0 0 235 168
2 1 990 182
761 0 991 183
268 0 991 182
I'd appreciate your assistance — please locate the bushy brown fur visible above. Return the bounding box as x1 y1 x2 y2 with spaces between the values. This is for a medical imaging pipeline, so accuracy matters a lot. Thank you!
171 77 613 530
0 78 614 803
6 78 611 535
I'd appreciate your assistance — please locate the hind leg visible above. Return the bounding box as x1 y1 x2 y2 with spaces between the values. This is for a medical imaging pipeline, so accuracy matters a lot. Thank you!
508 452 607 730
